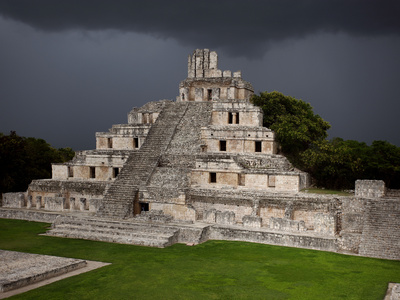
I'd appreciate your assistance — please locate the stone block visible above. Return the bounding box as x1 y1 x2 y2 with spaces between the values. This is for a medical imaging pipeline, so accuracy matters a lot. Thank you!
89 198 102 213
1 193 25 208
204 209 217 223
233 71 241 78
79 198 87 211
223 70 232 77
195 88 203 101
70 198 76 211
391 284 400 300
36 196 42 209
269 217 306 232
355 180 386 198
27 196 32 209
242 215 262 228
45 197 64 211
215 211 235 225
313 213 335 236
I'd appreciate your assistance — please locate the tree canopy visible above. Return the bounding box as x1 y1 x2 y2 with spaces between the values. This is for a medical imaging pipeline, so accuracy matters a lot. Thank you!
0 131 75 195
251 91 400 189
251 91 330 160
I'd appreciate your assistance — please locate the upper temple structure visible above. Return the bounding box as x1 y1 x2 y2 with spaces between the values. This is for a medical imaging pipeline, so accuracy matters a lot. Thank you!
2 49 399 261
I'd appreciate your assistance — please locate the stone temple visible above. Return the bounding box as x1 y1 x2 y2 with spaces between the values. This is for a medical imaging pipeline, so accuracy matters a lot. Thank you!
1 49 399 261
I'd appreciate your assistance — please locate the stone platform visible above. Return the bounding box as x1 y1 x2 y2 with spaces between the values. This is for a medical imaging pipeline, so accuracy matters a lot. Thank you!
0 250 108 297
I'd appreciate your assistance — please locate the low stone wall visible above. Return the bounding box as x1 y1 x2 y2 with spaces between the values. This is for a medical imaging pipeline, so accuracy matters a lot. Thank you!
2 193 26 208
0 208 61 223
355 180 386 198
207 225 337 252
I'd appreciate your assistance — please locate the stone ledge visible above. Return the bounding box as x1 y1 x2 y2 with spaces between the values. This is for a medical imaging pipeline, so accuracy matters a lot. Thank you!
0 250 87 293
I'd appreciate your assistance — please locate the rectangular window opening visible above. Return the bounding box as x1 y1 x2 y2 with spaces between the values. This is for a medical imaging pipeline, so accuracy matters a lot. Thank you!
207 89 212 101
255 141 262 152
90 167 96 179
228 112 233 124
236 112 240 124
113 167 119 178
219 140 227 151
107 138 113 148
68 166 73 178
140 202 149 212
134 137 139 148
210 172 217 183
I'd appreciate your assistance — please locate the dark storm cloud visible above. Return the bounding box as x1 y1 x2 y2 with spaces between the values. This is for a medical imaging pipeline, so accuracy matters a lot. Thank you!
0 0 399 57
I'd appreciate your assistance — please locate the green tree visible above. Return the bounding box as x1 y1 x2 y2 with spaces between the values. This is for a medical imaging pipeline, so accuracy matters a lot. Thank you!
301 138 367 189
251 91 400 189
365 141 400 188
251 91 330 162
301 138 400 189
0 132 75 194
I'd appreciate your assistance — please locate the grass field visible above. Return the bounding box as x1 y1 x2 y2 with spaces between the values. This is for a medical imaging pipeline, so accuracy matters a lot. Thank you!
301 188 353 196
1 218 399 299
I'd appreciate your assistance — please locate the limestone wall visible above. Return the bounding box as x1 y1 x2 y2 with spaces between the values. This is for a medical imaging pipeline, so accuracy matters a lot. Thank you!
52 150 128 181
355 179 386 198
180 49 253 102
191 169 305 192
211 101 263 126
359 199 400 260
207 225 337 252
2 193 26 208
96 136 140 150
0 208 61 223
188 189 339 236
202 127 276 154
27 180 110 205
275 175 300 192
127 100 172 124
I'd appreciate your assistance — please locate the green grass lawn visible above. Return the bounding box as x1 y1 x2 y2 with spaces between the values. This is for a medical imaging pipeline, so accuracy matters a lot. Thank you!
301 188 353 196
1 219 399 299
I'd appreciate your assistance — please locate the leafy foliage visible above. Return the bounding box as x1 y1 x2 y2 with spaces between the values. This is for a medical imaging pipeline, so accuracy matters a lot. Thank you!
0 131 75 194
251 91 400 189
251 91 330 161
301 138 400 189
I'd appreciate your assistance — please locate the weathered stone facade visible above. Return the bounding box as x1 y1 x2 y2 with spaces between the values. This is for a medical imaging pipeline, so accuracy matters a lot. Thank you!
1 49 399 260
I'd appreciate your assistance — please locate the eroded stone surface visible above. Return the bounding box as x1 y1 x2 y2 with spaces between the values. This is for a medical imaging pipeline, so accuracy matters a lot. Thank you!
0 250 86 292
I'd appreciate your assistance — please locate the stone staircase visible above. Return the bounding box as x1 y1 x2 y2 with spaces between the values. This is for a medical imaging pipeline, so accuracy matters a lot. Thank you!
359 199 400 260
45 216 180 248
97 102 189 219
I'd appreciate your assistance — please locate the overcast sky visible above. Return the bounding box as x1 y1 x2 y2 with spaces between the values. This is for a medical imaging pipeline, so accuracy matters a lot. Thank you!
1 0 399 150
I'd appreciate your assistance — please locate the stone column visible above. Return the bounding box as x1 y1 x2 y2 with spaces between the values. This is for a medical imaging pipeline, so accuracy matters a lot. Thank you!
44 197 51 210
232 113 237 124
251 200 260 216
36 196 42 209
62 197 67 210
80 198 86 211
70 197 76 211
27 196 32 209
17 194 25 208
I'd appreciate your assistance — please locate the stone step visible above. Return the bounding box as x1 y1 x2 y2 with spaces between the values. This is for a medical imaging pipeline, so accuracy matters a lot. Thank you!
46 217 180 248
54 218 178 235
50 225 174 241
98 101 190 218
46 229 173 248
